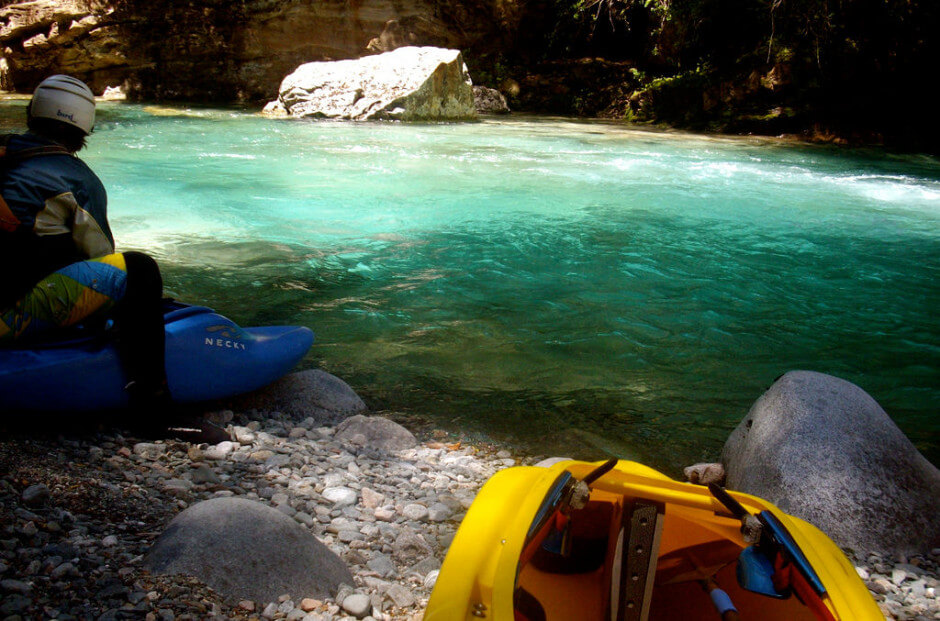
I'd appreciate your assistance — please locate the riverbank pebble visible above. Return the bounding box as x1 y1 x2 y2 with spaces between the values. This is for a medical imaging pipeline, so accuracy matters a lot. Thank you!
847 549 940 620
0 409 936 620
0 410 509 620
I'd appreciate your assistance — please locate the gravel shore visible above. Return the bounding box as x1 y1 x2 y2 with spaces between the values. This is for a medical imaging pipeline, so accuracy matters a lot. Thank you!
1 408 937 620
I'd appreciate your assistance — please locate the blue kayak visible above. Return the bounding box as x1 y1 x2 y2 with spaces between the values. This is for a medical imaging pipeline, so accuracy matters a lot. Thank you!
0 301 314 412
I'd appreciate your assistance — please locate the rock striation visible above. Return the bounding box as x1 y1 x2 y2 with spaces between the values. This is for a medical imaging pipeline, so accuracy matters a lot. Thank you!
0 0 125 92
722 370 940 557
265 46 476 121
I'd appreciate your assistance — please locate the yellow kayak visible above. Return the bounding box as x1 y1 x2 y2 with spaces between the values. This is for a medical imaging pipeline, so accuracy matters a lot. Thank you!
426 459 881 620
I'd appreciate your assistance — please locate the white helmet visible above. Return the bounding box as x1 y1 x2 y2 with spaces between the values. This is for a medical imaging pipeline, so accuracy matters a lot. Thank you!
29 75 95 135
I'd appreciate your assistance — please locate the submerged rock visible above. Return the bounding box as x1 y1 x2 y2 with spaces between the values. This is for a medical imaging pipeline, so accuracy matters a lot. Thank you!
231 369 366 424
722 370 940 556
266 46 476 121
334 415 418 452
143 497 353 603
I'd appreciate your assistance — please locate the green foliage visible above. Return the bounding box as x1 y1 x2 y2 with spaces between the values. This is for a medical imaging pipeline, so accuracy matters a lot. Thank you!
546 0 671 60
505 0 937 146
470 56 511 89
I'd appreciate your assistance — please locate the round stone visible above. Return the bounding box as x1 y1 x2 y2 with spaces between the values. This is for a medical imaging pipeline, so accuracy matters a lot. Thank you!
402 504 428 521
427 503 453 522
21 483 51 507
341 593 371 618
143 497 353 603
322 487 357 507
132 443 167 460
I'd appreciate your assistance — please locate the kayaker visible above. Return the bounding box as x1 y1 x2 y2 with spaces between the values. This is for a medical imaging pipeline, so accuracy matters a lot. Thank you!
0 75 226 442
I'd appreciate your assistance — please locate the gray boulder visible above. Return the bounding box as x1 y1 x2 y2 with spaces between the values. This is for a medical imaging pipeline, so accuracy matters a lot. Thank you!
232 369 366 424
264 46 476 121
143 497 353 603
334 415 417 452
473 85 510 114
722 370 940 556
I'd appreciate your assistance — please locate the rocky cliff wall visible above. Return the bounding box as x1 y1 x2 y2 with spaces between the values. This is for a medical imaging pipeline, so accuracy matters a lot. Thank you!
0 1 122 92
0 0 516 101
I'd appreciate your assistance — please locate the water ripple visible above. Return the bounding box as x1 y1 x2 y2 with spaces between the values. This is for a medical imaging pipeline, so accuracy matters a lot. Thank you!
2 101 933 471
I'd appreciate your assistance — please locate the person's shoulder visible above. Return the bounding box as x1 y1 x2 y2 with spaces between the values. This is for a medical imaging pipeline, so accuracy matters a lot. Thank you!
71 154 104 185
3 135 103 194
0 132 32 154
2 132 48 150
68 154 106 199
1 133 73 168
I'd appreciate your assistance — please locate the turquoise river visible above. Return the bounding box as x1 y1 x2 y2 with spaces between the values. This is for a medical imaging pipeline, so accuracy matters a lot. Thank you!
2 101 938 474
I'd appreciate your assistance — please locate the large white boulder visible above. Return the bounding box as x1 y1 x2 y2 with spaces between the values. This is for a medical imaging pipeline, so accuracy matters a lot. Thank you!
722 371 940 556
265 46 476 121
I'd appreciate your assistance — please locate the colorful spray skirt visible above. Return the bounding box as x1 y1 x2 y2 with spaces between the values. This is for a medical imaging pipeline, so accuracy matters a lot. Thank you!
0 253 127 342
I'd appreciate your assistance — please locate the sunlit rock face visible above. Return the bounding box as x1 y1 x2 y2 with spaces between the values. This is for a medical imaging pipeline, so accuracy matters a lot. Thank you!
0 0 514 101
0 1 125 92
267 46 475 121
722 371 940 557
